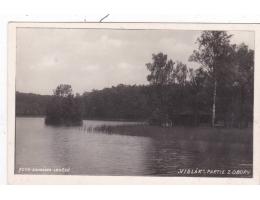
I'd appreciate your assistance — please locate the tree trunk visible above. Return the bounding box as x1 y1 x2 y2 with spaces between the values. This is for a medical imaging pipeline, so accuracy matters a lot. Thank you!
212 78 217 127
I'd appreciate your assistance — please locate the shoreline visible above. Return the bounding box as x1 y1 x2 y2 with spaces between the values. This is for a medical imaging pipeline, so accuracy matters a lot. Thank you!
89 124 253 144
16 115 145 122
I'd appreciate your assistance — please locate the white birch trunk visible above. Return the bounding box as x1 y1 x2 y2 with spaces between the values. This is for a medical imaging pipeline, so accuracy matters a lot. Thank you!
212 78 217 127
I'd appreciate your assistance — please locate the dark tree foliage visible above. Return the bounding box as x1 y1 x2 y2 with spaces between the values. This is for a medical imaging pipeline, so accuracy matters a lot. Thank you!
216 43 254 128
146 53 175 85
145 53 192 125
82 84 150 120
80 82 212 126
16 92 51 116
45 84 83 126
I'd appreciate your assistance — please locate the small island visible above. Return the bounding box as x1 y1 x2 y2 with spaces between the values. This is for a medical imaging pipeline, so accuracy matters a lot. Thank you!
45 84 83 126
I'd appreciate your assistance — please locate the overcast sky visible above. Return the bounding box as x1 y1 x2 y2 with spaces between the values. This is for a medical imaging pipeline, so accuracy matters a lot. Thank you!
16 28 254 95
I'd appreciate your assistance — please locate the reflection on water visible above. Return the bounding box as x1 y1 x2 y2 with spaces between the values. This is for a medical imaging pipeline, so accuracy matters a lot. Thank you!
15 117 252 176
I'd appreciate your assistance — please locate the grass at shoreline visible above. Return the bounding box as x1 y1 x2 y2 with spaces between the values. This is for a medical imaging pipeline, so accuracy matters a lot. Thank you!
89 124 253 144
16 115 144 122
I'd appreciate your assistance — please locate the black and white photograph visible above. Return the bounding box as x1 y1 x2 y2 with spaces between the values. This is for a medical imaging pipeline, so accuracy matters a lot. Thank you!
9 23 256 181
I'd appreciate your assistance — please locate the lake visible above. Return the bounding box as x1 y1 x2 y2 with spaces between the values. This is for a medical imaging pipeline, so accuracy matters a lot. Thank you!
15 117 253 177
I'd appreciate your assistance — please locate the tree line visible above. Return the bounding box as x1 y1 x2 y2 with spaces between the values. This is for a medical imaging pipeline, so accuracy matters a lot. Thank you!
16 92 51 116
16 31 254 128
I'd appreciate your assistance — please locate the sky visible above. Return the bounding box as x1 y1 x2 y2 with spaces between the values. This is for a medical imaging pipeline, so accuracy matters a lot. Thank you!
16 28 254 95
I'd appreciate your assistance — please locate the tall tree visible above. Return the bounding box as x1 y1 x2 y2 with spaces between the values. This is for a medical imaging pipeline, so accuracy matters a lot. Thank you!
146 52 175 85
174 61 188 86
189 31 233 127
233 44 254 128
45 84 83 126
53 84 73 97
146 53 175 124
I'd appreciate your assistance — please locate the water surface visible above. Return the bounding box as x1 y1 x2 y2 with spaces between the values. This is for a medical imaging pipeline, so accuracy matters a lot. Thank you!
15 117 252 177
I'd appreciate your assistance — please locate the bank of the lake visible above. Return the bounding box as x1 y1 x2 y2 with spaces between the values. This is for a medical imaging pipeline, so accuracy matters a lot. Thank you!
90 124 253 143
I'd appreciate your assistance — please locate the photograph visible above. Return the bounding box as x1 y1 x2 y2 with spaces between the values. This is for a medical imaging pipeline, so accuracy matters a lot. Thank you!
11 23 255 179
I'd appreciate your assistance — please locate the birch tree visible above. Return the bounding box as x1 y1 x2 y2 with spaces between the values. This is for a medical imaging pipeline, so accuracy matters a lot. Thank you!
189 31 233 127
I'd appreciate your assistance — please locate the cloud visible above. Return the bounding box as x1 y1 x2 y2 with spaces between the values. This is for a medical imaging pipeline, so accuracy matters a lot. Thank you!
80 64 100 72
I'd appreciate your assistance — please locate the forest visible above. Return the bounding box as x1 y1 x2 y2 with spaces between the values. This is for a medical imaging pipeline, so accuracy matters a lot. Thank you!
16 31 254 128
16 92 51 116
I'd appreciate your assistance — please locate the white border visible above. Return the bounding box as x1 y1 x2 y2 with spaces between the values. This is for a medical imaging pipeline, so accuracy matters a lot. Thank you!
7 22 260 184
